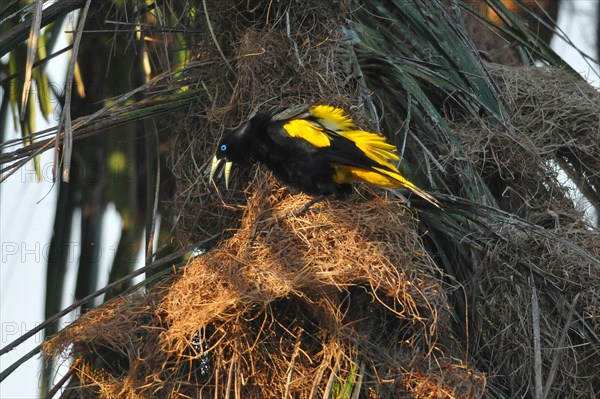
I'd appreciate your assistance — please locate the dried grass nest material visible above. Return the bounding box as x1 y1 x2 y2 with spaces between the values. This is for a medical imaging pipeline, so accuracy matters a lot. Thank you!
472 223 600 398
44 183 483 398
451 64 600 225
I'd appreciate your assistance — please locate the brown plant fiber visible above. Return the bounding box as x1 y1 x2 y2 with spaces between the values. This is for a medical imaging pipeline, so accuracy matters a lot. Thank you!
44 179 484 398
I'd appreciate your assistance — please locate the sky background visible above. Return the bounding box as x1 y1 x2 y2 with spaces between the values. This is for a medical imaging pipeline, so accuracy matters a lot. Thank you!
1 2 599 398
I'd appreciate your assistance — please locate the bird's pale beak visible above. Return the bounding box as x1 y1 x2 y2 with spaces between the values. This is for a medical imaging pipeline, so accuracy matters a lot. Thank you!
209 155 233 190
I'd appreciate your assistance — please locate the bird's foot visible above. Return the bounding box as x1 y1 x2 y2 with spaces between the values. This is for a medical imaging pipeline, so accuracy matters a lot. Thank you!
290 195 327 216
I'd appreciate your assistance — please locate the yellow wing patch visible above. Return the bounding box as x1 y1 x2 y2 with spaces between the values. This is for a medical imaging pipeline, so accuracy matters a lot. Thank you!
309 105 355 131
285 104 440 207
309 106 400 171
339 130 400 171
283 119 331 148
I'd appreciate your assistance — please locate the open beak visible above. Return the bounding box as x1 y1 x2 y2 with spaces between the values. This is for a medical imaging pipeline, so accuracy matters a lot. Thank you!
209 155 233 190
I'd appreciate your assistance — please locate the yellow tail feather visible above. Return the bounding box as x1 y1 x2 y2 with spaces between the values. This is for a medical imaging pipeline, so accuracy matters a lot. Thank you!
335 165 441 208
373 167 441 208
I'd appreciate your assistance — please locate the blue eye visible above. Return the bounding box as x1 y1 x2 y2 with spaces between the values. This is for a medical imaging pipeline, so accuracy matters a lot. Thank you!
220 144 227 152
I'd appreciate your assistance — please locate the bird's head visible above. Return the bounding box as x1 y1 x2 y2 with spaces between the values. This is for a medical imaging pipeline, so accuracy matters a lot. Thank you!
209 121 254 189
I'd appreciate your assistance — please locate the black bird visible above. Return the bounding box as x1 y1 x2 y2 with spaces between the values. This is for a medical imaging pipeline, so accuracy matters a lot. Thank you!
210 105 439 207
